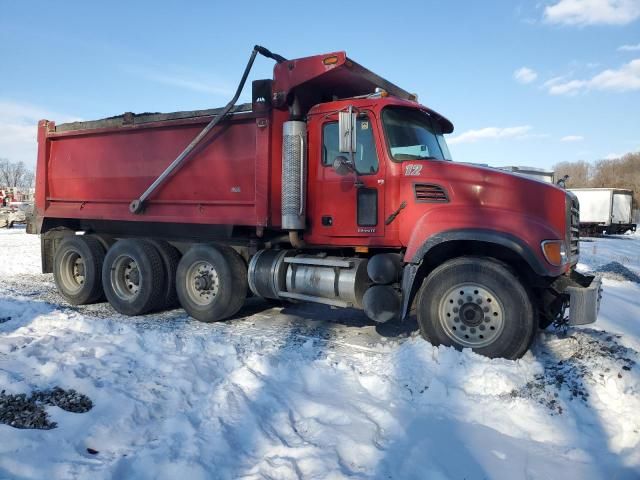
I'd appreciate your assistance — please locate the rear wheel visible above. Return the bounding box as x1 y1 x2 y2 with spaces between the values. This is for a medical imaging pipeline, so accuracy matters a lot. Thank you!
416 256 535 359
176 245 247 322
53 235 106 305
147 239 181 310
102 239 166 315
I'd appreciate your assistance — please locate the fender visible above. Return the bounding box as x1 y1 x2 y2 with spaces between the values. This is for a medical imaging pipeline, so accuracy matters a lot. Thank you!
402 206 563 265
400 225 563 320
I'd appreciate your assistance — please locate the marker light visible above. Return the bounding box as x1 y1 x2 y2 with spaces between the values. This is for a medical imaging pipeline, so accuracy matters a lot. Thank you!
374 87 388 97
323 55 339 65
541 240 568 266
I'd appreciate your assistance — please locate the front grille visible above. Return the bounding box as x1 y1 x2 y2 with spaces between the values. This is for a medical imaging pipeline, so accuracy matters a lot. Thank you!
568 194 580 259
414 183 449 203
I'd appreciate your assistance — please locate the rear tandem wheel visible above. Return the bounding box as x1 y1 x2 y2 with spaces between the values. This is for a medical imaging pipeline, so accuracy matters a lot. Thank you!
176 245 247 323
53 235 106 305
102 239 167 316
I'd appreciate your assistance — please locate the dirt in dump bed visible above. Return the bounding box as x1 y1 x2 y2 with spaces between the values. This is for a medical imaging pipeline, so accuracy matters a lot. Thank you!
55 102 254 133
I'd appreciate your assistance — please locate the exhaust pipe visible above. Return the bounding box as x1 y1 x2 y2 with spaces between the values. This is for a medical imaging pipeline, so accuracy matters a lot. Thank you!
281 120 306 231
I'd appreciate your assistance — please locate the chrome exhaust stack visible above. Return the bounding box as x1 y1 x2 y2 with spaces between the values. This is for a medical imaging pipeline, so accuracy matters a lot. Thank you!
281 121 306 231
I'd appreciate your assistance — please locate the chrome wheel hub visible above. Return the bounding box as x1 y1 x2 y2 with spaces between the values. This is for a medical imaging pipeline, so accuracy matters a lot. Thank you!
438 283 505 348
111 255 141 300
186 261 219 306
60 250 86 293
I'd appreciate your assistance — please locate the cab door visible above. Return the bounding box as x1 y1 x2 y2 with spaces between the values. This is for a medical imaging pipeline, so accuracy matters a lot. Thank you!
310 113 385 239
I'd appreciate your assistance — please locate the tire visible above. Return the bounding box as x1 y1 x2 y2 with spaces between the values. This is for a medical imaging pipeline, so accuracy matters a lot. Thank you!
416 256 535 359
217 246 248 318
176 245 247 323
53 235 106 305
86 233 115 252
147 239 181 310
102 239 166 316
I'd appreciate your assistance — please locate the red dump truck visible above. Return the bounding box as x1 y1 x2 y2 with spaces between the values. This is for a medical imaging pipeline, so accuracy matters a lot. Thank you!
28 46 601 359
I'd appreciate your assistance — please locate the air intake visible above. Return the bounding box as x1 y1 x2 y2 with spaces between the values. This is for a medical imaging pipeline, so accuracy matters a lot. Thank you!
414 183 449 203
281 121 306 229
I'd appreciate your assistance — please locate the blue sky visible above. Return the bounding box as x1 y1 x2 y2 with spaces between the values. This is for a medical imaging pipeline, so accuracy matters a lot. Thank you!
1 0 639 170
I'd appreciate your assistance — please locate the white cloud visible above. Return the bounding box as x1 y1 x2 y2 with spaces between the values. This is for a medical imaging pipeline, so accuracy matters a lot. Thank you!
618 42 640 51
448 126 533 145
561 135 585 141
125 65 233 96
545 58 640 94
542 74 572 89
0 100 78 167
604 151 623 159
544 0 640 26
548 79 588 95
514 67 538 84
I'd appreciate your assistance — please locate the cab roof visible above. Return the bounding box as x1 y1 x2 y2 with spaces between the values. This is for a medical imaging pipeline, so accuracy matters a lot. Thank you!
274 51 453 134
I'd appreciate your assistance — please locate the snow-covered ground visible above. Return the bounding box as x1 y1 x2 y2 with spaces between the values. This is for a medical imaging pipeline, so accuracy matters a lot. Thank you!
0 227 639 480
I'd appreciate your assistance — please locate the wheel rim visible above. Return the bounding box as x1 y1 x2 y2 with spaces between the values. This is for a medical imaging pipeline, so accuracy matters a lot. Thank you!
185 261 219 306
59 249 86 294
438 283 505 348
111 255 141 300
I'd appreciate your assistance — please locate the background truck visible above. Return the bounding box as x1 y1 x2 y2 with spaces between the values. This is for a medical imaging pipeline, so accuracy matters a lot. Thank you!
28 46 601 359
497 166 555 184
569 188 636 235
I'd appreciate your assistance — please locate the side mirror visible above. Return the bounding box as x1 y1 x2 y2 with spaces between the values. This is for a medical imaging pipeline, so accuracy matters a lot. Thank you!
333 155 355 176
338 108 357 154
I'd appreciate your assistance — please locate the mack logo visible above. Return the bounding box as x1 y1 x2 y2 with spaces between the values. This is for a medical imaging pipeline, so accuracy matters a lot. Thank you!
405 164 422 176
357 227 376 233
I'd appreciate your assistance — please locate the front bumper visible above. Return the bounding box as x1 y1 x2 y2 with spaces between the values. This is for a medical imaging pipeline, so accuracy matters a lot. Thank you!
555 270 603 325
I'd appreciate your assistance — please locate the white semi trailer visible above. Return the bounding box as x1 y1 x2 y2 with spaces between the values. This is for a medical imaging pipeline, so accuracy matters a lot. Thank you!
569 188 636 235
498 166 555 184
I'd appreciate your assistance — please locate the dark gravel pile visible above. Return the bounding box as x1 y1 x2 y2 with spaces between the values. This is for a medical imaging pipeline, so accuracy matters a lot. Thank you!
0 387 93 429
507 329 637 415
595 261 640 283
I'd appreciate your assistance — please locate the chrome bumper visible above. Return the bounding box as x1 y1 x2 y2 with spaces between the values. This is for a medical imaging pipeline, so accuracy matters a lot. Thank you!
563 271 603 325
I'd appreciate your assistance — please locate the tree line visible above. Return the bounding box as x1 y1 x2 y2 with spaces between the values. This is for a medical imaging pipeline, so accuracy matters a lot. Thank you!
554 152 640 209
0 158 35 189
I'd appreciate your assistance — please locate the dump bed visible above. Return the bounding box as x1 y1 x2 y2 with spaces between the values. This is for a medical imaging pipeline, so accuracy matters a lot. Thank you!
35 104 272 229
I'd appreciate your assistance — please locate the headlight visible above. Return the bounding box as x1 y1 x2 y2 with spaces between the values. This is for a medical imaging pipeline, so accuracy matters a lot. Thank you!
541 240 568 266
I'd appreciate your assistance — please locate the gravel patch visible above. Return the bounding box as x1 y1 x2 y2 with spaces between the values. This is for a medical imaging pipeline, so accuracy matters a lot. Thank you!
0 387 93 429
506 329 637 415
595 261 640 283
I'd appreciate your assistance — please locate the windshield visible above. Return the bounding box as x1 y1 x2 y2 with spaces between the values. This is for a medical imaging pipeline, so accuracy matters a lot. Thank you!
382 107 452 161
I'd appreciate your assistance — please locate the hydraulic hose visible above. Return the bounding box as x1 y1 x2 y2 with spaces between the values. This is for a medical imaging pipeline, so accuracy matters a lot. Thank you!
130 45 287 214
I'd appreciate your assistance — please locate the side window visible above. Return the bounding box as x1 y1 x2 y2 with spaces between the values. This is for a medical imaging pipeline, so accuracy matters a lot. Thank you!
322 117 379 175
322 122 340 167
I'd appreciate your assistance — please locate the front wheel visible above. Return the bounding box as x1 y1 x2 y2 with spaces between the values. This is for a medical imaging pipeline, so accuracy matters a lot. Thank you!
416 256 535 359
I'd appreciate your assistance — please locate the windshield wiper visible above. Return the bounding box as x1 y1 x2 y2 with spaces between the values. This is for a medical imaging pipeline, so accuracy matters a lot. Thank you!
394 153 439 160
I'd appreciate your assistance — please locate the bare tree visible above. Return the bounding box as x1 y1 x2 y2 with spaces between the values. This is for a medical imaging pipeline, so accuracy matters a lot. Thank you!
554 152 640 209
553 160 591 188
0 158 35 188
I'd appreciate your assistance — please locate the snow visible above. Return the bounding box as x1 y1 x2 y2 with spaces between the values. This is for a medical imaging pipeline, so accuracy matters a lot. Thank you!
1 227 639 479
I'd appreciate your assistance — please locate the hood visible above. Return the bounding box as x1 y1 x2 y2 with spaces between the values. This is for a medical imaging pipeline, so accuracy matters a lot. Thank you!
397 160 568 245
